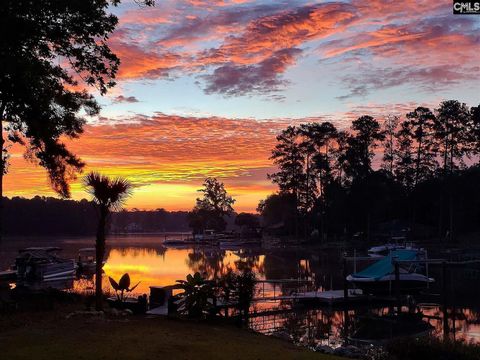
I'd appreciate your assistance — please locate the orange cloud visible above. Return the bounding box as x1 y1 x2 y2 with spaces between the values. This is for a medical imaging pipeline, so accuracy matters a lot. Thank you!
4 114 297 211
105 0 478 98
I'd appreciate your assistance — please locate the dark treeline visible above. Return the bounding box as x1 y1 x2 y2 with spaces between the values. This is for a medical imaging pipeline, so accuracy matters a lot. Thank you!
259 99 480 242
4 196 97 235
111 209 190 233
3 196 191 236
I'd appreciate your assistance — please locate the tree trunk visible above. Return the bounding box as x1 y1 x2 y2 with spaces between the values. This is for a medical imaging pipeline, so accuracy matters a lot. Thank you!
0 120 3 243
0 105 5 243
95 207 108 311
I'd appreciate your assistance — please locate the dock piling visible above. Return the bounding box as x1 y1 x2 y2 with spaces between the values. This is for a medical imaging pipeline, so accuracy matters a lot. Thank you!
394 261 401 313
343 257 349 301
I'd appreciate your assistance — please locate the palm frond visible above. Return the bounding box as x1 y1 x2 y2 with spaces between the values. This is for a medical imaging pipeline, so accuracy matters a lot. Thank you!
83 171 133 210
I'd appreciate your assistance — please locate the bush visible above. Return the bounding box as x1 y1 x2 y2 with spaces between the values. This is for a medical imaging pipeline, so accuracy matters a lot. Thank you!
176 272 215 319
386 337 480 360
217 269 256 320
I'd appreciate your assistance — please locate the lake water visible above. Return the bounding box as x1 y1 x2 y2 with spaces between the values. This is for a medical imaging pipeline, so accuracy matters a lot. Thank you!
1 235 479 346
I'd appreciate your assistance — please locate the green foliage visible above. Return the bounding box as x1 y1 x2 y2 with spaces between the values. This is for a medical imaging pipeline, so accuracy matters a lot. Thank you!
217 269 256 318
175 269 256 320
176 272 215 318
108 273 140 302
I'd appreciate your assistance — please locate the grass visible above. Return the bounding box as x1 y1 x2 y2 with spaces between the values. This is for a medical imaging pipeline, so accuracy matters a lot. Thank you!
0 306 342 360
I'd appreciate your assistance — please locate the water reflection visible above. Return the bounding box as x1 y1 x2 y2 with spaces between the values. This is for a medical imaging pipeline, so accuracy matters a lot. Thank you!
1 236 479 346
99 247 265 296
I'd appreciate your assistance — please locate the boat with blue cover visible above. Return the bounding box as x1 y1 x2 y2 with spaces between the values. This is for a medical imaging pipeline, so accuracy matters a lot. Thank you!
346 249 434 294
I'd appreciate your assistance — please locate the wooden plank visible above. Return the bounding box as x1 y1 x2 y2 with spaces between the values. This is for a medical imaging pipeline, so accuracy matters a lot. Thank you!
146 305 168 316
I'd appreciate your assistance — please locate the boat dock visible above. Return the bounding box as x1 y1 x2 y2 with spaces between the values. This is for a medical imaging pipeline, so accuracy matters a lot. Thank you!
146 279 371 317
146 304 169 316
250 289 367 304
0 270 17 281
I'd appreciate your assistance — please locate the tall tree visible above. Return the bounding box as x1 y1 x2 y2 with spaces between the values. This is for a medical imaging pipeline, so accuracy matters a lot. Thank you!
334 130 349 185
84 172 132 311
301 122 338 240
434 100 471 174
344 116 385 181
381 115 400 176
298 124 318 214
469 104 480 161
406 107 438 187
0 0 152 240
434 100 471 241
269 126 305 198
393 121 416 190
268 126 305 236
188 178 235 234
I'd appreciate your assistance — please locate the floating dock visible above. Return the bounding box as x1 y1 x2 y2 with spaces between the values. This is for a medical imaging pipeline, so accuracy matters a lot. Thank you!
252 289 367 305
0 270 16 281
146 304 168 316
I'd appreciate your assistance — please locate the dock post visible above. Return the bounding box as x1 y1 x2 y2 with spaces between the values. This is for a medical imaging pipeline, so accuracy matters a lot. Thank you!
343 257 349 300
442 261 449 340
394 261 401 314
425 250 429 289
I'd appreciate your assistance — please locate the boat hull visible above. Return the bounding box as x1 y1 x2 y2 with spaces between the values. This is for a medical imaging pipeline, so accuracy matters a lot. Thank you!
347 274 434 295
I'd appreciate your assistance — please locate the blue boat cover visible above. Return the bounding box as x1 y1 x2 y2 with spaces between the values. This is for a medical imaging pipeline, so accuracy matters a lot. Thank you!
351 250 418 280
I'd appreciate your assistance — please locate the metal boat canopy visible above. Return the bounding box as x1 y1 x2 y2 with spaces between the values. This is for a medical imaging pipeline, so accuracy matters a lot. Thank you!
350 250 418 281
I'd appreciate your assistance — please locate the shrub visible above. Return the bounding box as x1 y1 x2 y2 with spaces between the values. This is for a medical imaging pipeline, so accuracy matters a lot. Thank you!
386 336 480 360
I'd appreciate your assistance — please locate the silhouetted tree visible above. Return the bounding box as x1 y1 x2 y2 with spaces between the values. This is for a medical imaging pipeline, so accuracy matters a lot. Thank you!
334 130 349 185
235 213 260 231
434 100 471 241
303 122 338 240
0 0 153 240
188 178 235 234
268 126 305 236
84 172 132 311
382 115 400 176
263 99 480 242
471 104 480 159
434 100 472 173
257 193 297 235
394 121 416 190
406 107 438 187
344 116 385 181
298 124 319 215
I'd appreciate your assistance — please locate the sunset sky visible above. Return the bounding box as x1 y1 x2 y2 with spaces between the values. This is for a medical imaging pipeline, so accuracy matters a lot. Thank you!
5 0 480 212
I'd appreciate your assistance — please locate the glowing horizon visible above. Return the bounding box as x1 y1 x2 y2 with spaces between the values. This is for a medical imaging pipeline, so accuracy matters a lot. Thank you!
4 0 480 212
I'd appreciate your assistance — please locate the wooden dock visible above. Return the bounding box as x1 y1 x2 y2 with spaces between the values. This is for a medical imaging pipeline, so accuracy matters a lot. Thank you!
0 270 16 281
146 304 168 316
252 289 367 305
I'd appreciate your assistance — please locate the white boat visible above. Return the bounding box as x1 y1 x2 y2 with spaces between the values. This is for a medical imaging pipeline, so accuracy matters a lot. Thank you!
368 240 422 257
15 247 76 282
77 248 97 273
367 243 400 257
347 249 434 294
194 229 218 241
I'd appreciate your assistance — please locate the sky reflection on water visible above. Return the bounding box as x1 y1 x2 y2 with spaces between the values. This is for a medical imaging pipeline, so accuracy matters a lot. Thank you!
1 235 480 346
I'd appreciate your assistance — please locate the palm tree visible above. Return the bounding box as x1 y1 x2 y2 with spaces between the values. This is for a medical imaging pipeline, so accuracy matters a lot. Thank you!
84 172 132 311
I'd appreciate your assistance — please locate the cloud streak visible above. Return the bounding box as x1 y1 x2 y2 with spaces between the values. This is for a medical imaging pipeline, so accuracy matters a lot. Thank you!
106 1 478 99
